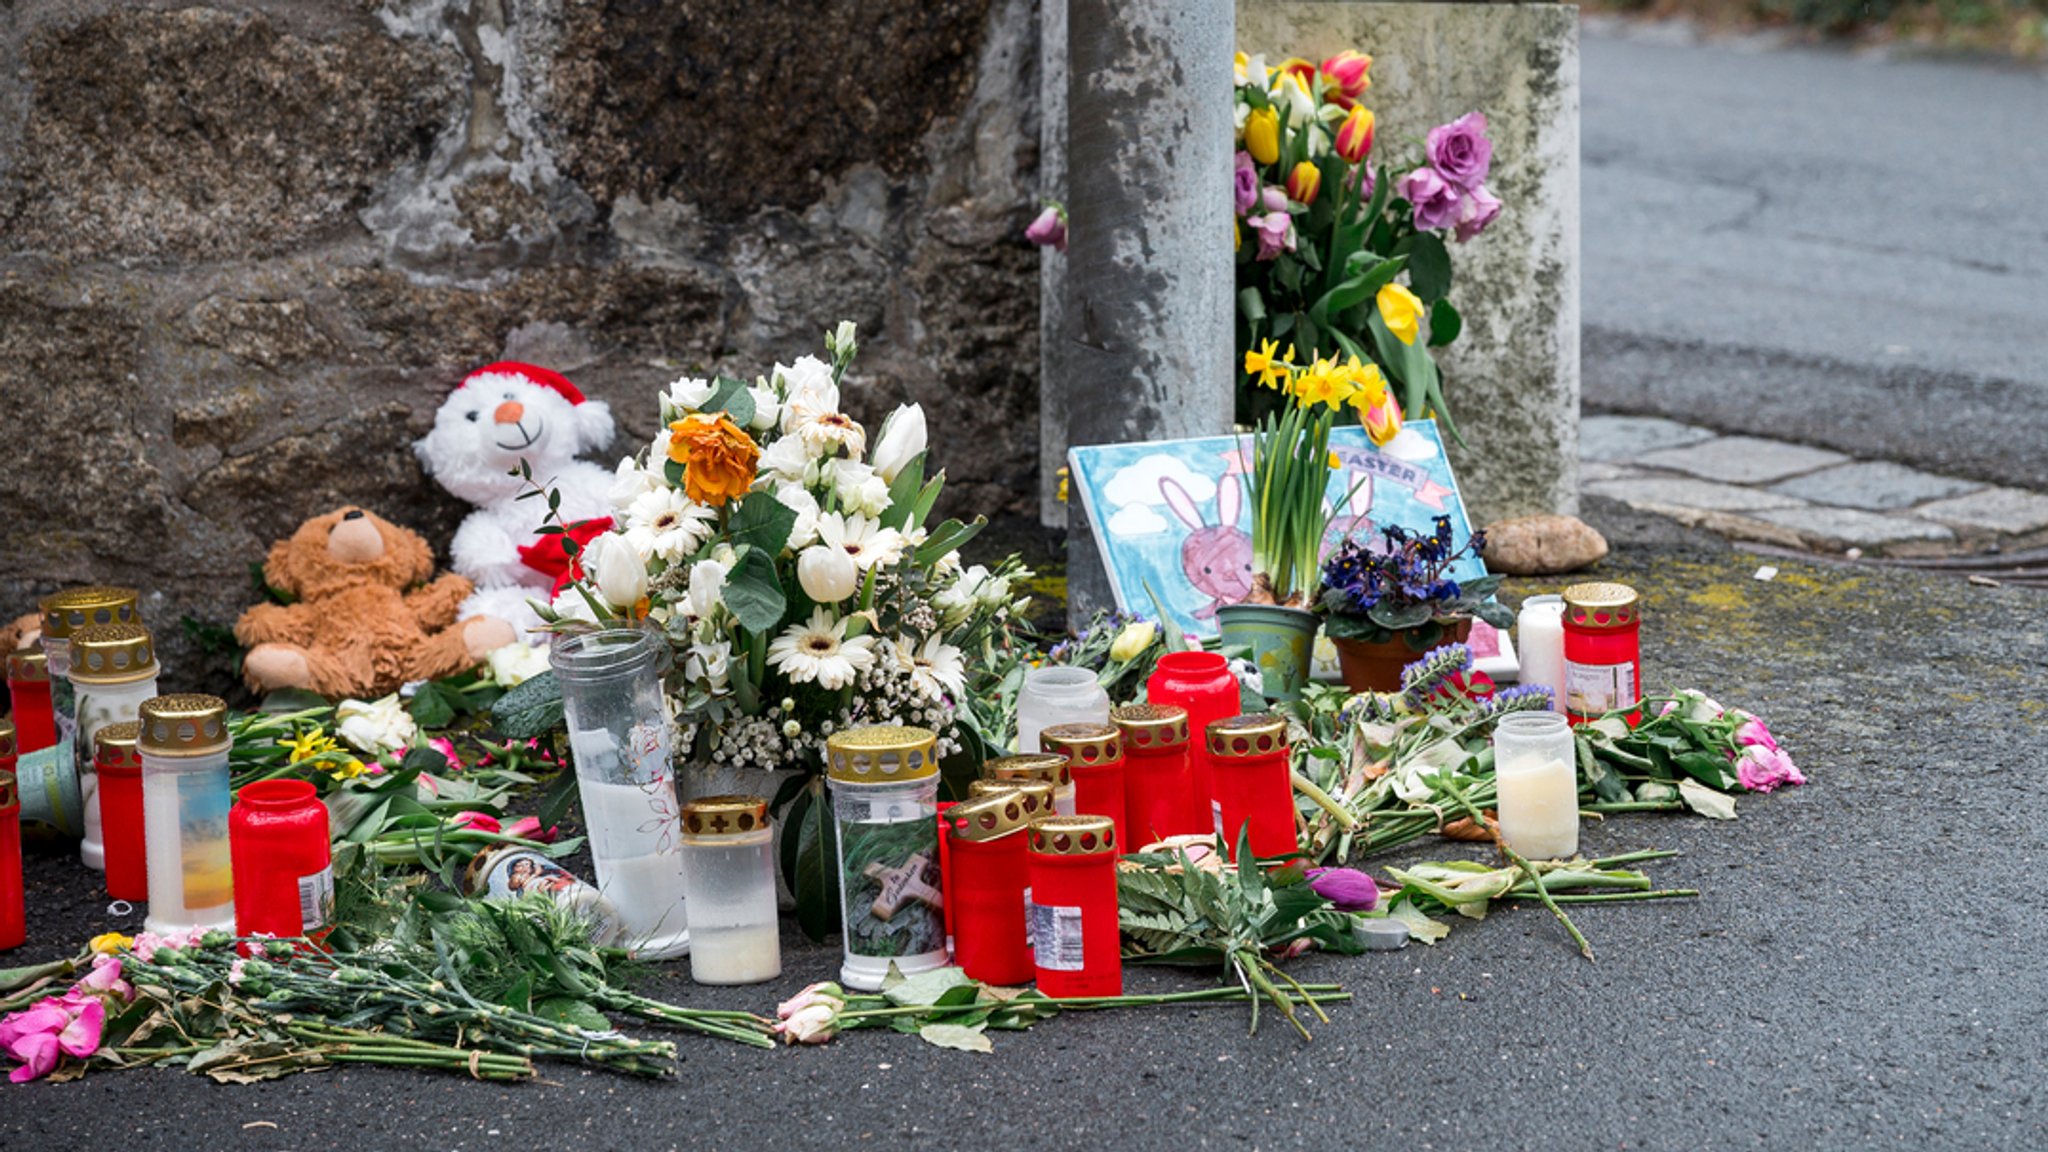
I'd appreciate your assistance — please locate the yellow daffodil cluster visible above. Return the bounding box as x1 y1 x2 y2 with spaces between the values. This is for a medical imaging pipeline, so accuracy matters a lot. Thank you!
280 729 370 781
1245 340 1390 412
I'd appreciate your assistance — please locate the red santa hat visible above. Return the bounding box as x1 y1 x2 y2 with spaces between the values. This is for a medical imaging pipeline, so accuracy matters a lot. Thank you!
462 361 588 406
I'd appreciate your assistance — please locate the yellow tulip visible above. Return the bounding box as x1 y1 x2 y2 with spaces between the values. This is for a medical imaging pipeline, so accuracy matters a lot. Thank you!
1245 107 1280 166
1377 283 1424 346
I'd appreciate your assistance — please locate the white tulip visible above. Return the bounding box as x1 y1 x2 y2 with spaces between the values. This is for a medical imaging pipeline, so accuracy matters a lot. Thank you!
747 384 782 432
687 558 730 620
668 375 716 413
607 457 659 512
870 404 927 483
776 484 822 549
335 695 418 756
797 544 860 603
584 533 649 609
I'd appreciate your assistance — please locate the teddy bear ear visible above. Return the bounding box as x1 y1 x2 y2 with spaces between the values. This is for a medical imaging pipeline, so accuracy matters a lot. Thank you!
383 518 436 585
573 398 616 453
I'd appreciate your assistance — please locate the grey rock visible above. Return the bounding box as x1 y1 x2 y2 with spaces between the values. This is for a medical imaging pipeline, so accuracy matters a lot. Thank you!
1580 415 1715 461
1914 487 2048 536
1767 460 1984 511
1634 436 1850 485
1587 475 1805 513
1751 506 1955 551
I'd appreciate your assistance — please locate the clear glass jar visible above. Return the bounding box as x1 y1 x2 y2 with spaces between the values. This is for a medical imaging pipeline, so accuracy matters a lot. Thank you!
69 622 160 873
1492 712 1579 859
551 629 690 959
138 694 236 934
826 726 946 991
678 796 781 985
1015 666 1109 755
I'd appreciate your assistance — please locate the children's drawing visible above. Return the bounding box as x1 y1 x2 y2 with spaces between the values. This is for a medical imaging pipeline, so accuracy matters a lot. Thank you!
1069 420 1486 640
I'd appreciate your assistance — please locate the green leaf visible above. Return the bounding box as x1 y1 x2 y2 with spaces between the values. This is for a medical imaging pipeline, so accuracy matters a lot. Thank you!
537 760 580 833
787 778 841 942
1366 602 1432 631
407 681 458 729
706 375 755 427
918 1022 994 1053
534 996 613 1031
1407 233 1452 303
884 966 975 1007
663 457 685 487
729 490 799 555
1237 287 1267 324
876 456 929 532
1271 312 1296 338
492 670 564 741
1428 299 1463 347
1384 899 1450 944
722 547 787 634
1677 778 1739 820
1309 256 1406 328
914 517 986 568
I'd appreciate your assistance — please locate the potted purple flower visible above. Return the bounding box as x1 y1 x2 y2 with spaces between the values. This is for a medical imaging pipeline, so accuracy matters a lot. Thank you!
1316 516 1512 692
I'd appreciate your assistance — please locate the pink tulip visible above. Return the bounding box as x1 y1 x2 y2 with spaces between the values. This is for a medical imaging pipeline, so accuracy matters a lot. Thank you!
429 736 463 771
504 816 559 844
452 811 502 834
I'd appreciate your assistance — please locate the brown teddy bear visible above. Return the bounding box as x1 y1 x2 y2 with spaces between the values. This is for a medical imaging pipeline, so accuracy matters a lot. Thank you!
236 507 517 699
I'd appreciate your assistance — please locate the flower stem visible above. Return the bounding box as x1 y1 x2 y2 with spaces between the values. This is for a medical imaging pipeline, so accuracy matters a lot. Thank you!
1440 775 1595 960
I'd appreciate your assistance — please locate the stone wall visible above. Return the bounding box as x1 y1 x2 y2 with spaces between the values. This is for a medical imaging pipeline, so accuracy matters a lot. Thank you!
0 0 1045 675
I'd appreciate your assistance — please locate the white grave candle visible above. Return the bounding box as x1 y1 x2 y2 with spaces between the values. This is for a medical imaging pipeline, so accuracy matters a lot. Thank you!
1516 594 1567 714
1491 712 1579 859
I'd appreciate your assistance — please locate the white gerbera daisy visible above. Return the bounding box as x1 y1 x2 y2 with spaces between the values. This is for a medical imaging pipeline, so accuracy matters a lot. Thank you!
798 410 866 458
767 608 876 691
624 486 714 564
895 635 966 703
816 511 906 572
777 356 839 432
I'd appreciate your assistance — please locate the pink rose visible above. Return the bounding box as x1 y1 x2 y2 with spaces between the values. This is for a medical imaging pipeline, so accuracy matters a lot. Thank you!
1453 185 1501 243
1733 716 1779 753
1735 745 1806 793
1425 112 1493 191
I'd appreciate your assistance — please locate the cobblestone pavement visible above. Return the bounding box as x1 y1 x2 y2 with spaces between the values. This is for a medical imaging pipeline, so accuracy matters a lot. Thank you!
1582 415 2048 558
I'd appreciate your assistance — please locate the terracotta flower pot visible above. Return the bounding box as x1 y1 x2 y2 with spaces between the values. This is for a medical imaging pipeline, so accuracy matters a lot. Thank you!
1330 617 1474 694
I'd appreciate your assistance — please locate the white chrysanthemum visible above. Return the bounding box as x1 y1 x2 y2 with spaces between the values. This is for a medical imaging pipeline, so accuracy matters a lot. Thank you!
798 410 866 458
829 460 891 518
894 635 966 703
608 457 661 512
775 484 822 549
816 511 906 572
624 486 714 564
767 608 876 691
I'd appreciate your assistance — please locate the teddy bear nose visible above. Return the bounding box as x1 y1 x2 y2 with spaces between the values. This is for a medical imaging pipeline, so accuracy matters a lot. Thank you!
493 400 525 425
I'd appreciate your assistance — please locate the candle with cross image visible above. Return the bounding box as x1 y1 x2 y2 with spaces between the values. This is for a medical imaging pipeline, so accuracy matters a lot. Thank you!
678 796 781 985
826 726 949 991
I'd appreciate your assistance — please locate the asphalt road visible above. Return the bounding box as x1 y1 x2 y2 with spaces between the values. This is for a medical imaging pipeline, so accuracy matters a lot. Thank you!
5 515 2045 1149
1583 26 2048 490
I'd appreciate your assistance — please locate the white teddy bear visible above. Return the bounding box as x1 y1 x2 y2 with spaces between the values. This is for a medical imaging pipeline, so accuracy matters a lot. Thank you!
415 362 618 640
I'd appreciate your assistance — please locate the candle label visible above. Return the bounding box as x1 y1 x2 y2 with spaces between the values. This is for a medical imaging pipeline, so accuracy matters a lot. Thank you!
1027 896 1085 971
178 769 234 910
296 866 335 932
1565 659 1637 717
14 741 82 835
839 821 944 960
470 848 625 946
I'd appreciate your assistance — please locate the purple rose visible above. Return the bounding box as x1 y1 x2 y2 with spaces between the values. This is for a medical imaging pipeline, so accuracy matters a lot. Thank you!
1306 866 1380 912
1397 166 1463 233
1234 151 1260 216
1426 112 1493 191
1453 184 1501 243
1025 205 1066 253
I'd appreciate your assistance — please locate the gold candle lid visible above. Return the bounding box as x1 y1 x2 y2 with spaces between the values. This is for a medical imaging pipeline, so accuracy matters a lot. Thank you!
681 794 770 836
1111 703 1190 750
1206 713 1289 759
985 752 1072 790
1039 722 1122 768
137 694 231 757
967 777 1057 808
40 586 142 641
0 717 14 760
7 647 48 683
825 725 938 783
1562 582 1640 629
94 721 142 771
0 768 15 811
1027 813 1117 856
946 790 1042 843
68 623 160 685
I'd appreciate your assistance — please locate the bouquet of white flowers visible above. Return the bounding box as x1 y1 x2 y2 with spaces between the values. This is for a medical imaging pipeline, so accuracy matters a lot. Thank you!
534 323 1030 926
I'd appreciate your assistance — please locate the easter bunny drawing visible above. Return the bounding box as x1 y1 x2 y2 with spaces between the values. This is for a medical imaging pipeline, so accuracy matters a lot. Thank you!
1161 474 1252 620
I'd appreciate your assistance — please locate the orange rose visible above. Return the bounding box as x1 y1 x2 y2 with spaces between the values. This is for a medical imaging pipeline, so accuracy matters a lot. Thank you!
667 414 760 507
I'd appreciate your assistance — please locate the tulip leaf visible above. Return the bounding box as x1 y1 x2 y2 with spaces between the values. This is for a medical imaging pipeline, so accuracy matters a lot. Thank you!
915 517 985 568
1407 233 1452 303
729 490 797 555
721 547 787 635
877 456 929 532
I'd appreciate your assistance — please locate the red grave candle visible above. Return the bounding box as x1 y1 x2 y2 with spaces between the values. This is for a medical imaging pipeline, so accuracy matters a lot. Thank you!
1025 814 1120 998
94 722 148 902
1110 703 1196 846
1145 652 1240 834
6 648 56 755
0 721 22 950
1039 723 1127 852
1206 713 1298 860
1561 583 1643 726
229 780 333 942
944 786 1053 986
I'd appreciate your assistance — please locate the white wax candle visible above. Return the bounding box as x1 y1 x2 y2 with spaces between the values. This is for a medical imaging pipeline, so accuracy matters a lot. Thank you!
1494 755 1579 859
578 776 691 958
1516 596 1567 714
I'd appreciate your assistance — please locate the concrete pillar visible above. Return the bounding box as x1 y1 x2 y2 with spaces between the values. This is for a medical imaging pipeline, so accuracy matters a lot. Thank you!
1038 0 1070 526
1063 0 1237 622
1238 2 1582 524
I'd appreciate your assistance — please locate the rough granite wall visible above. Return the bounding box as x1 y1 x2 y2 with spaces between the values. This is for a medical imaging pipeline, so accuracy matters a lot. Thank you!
0 0 1042 676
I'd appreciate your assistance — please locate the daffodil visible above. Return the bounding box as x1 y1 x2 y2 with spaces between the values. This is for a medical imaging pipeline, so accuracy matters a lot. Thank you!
1244 339 1293 391
280 730 340 764
1290 357 1356 410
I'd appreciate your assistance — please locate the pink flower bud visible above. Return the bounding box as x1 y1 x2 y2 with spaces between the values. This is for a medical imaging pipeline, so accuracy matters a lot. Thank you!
1306 866 1381 912
452 811 501 834
503 816 559 844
